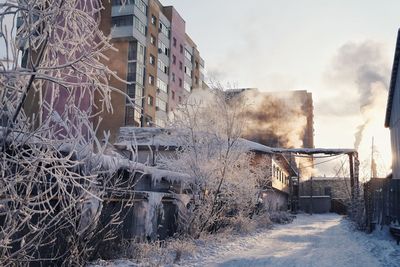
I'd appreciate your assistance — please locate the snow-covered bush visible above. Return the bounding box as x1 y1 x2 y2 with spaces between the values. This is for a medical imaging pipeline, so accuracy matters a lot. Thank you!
160 89 270 236
268 211 295 224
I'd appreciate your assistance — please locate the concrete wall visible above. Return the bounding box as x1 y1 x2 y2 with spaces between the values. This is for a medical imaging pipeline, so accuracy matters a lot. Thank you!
299 196 331 213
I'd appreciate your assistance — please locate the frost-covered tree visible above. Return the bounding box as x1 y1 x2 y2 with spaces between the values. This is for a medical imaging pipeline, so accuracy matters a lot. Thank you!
160 89 270 236
0 0 137 265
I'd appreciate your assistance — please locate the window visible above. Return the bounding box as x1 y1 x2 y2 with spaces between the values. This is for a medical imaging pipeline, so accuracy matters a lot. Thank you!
128 41 137 61
150 34 156 45
149 54 155 65
159 21 170 38
195 61 199 69
157 78 168 93
173 37 177 47
158 40 169 56
178 96 182 103
127 84 135 98
137 43 145 64
195 76 199 85
112 0 133 6
147 95 153 106
151 15 157 25
112 15 133 27
157 59 168 74
148 74 155 85
156 97 167 111
136 65 144 85
184 66 192 77
171 72 175 82
179 61 183 70
134 16 146 35
179 44 183 54
149 54 156 66
184 49 192 61
127 62 136 81
184 81 191 92
179 78 182 87
135 0 147 14
172 54 176 64
171 90 175 100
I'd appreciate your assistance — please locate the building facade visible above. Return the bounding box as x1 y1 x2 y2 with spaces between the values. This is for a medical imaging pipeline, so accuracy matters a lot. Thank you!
385 29 400 179
98 0 205 141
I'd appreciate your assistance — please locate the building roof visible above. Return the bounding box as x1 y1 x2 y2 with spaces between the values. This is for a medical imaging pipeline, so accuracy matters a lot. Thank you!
385 29 400 128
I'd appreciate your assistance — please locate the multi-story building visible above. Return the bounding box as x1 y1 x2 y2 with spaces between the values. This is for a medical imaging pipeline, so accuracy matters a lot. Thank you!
98 0 205 141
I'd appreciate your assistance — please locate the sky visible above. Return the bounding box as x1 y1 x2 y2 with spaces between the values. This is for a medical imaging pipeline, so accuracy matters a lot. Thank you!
1 0 398 177
162 0 400 178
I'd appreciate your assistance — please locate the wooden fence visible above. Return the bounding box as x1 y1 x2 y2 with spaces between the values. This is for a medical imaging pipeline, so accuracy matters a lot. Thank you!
364 177 400 231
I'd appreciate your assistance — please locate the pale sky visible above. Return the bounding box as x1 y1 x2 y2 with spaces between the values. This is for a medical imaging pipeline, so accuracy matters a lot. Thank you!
2 0 398 177
162 0 400 177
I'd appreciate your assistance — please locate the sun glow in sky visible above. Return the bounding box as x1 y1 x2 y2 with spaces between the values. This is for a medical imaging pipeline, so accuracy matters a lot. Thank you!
162 0 399 178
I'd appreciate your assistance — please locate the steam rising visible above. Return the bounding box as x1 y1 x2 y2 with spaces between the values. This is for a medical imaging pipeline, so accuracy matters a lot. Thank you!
240 90 310 149
327 41 390 150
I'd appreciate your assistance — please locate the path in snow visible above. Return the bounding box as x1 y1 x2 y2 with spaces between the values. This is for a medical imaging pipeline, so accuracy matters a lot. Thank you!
183 213 400 267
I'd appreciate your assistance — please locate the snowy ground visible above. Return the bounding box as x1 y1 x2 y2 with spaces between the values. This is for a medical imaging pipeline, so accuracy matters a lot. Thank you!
181 213 400 267
91 213 400 267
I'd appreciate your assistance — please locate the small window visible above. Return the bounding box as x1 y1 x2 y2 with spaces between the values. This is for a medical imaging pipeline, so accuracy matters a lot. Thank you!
172 73 175 82
179 61 182 70
149 54 155 65
173 37 177 47
172 54 176 64
179 78 182 87
151 15 157 25
148 75 155 85
172 90 175 100
150 34 156 45
147 95 153 106
178 96 182 103
180 44 183 54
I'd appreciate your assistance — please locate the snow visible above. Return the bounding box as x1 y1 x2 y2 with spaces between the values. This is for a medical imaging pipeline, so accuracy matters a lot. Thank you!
89 213 400 266
179 213 399 267
144 192 165 237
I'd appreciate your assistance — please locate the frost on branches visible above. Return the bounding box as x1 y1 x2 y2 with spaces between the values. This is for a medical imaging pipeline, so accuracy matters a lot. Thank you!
159 89 271 236
0 0 136 265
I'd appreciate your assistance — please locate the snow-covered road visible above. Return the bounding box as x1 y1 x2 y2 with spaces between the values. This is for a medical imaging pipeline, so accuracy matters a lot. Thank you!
183 213 400 267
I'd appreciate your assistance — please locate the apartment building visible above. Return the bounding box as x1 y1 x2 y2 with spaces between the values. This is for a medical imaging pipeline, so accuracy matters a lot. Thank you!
98 0 205 141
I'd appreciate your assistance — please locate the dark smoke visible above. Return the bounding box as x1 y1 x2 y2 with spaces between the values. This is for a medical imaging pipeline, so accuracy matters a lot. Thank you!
239 90 310 149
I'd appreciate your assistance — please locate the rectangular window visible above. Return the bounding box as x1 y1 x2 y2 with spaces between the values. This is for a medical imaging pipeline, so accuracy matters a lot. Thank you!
184 81 191 92
172 54 176 64
136 65 144 85
147 95 153 106
151 15 157 25
179 44 183 54
134 16 146 35
112 0 133 6
195 76 199 85
179 61 182 70
179 78 182 87
173 37 177 47
156 97 167 112
149 54 155 65
184 66 192 77
127 62 136 81
157 59 168 74
159 21 170 38
171 72 175 82
148 74 155 85
137 43 145 64
150 34 156 45
112 15 133 27
184 49 192 61
158 40 169 56
128 41 137 61
157 78 168 93
172 90 175 100
135 0 147 14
